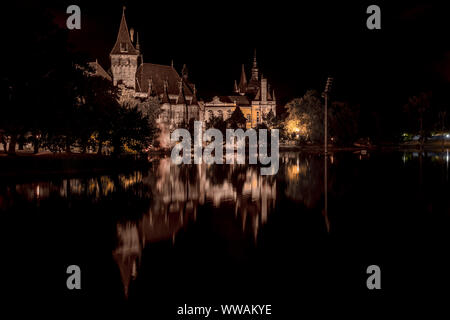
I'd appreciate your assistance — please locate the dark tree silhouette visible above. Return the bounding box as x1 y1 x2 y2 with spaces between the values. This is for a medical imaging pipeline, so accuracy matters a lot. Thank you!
227 106 247 130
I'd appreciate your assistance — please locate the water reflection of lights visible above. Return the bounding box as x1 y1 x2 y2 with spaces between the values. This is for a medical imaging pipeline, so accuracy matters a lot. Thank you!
110 158 277 296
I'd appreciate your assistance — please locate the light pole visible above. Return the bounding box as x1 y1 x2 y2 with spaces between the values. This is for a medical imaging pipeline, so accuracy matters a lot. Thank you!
322 77 333 233
322 77 333 155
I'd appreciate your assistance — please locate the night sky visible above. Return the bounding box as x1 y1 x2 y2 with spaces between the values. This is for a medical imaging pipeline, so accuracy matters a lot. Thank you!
9 1 450 109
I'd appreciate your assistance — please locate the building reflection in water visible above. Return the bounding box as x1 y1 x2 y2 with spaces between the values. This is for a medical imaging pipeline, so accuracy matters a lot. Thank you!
113 157 277 297
4 151 447 297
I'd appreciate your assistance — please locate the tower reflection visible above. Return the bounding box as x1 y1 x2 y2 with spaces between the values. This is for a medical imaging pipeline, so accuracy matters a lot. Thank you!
113 158 277 297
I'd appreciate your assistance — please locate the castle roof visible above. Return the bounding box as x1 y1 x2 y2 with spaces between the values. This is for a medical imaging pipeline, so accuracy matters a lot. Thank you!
228 95 251 105
206 95 250 106
88 60 112 81
136 63 194 97
110 7 138 55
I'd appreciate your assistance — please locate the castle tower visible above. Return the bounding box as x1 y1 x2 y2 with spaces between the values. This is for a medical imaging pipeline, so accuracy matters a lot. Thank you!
110 7 140 89
261 77 267 103
238 64 247 95
176 80 188 124
251 49 259 81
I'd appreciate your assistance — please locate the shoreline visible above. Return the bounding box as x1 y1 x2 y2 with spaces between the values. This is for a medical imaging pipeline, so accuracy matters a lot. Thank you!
1 143 449 180
0 152 151 180
279 141 450 153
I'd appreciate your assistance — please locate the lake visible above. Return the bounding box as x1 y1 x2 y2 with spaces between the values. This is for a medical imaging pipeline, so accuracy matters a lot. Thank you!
1 150 449 313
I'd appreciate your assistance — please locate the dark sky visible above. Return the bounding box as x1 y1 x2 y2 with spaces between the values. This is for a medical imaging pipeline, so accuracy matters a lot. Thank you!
12 1 450 109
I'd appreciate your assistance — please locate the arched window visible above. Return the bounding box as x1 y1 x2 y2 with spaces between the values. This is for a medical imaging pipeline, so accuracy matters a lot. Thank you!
217 110 223 120
208 110 214 121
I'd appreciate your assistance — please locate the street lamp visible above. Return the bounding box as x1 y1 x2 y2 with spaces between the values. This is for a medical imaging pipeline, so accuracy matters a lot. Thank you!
322 77 333 155
321 76 333 233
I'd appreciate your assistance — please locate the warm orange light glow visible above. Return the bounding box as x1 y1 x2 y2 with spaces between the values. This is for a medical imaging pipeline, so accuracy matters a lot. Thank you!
286 119 309 138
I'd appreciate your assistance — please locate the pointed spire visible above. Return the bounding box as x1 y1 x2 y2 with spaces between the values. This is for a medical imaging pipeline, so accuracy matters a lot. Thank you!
161 80 170 104
177 80 186 105
267 84 272 100
238 64 247 94
191 84 198 105
234 80 238 93
171 59 174 68
254 87 261 100
251 48 259 81
181 64 188 81
110 7 137 55
272 89 276 101
136 31 140 51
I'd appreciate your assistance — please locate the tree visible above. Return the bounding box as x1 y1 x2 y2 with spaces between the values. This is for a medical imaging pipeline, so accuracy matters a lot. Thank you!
264 109 276 128
329 101 360 145
84 75 121 154
138 96 162 146
227 106 247 130
0 5 94 155
111 103 152 156
404 91 433 147
206 113 227 135
285 90 323 143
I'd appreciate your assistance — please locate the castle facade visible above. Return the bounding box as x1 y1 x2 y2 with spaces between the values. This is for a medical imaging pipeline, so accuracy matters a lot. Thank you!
94 7 276 132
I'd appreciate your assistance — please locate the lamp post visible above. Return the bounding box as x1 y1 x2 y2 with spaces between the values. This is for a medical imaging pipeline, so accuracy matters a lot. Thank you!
322 77 333 233
322 77 333 155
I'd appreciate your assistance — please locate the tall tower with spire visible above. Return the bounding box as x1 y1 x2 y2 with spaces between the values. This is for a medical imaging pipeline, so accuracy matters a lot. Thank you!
251 49 259 81
110 7 140 89
238 64 248 95
246 49 260 95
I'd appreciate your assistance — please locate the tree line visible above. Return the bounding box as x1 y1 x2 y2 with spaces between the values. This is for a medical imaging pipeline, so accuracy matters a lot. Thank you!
282 89 449 147
0 7 156 156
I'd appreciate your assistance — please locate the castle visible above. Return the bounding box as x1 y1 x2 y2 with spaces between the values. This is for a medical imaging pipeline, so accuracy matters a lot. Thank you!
204 52 277 129
93 7 276 133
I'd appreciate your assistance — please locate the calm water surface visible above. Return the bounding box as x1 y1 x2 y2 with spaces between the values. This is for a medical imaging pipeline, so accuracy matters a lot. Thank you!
1 151 449 312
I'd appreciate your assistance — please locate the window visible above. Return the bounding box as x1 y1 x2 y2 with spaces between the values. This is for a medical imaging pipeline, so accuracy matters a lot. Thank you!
257 111 260 123
217 110 223 120
120 42 128 52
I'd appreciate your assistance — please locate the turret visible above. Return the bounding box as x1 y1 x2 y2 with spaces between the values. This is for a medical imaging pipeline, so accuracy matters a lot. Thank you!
181 64 188 81
251 49 259 81
110 7 139 88
238 64 247 95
